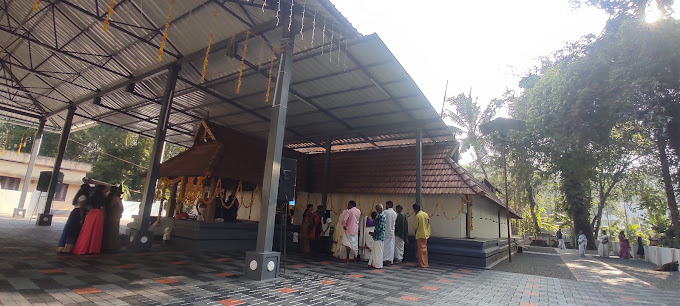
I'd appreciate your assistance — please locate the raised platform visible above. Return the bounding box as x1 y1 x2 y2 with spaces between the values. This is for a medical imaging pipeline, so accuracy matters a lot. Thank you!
405 237 521 269
170 220 259 252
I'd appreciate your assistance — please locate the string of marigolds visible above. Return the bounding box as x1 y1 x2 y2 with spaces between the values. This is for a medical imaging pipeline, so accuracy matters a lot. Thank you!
102 0 115 31
157 0 176 62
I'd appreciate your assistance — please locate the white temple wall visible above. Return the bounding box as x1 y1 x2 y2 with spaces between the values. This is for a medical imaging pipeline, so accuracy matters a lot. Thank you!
469 195 510 239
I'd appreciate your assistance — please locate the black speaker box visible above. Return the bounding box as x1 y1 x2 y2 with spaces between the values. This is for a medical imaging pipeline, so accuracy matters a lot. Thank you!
36 171 64 192
277 158 297 201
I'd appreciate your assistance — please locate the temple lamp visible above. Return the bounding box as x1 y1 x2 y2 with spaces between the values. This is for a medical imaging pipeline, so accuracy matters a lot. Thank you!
480 118 526 263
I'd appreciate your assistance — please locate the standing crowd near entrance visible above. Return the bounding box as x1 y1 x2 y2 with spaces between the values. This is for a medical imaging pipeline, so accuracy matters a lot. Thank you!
56 184 124 255
301 200 431 269
557 228 646 260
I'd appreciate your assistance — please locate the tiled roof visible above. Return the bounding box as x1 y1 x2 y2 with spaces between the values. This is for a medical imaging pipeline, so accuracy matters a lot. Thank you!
308 142 520 218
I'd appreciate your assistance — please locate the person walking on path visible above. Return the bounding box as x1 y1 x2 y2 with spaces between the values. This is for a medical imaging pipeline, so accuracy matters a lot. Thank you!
102 186 124 252
598 229 609 258
394 204 408 264
618 231 631 259
340 200 361 262
636 236 645 259
413 203 431 268
57 184 90 253
73 185 107 255
382 201 397 265
557 228 565 249
578 230 587 257
368 204 386 269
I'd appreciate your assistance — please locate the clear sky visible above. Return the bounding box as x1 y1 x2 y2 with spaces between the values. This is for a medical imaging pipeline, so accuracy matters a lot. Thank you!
329 0 610 111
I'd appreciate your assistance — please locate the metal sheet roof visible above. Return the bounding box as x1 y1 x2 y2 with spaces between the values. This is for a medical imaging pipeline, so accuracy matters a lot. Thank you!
0 0 452 150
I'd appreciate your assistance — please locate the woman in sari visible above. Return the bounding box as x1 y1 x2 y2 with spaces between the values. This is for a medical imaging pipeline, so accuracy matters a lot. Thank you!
56 184 90 253
577 230 587 257
598 229 609 258
300 204 314 254
636 236 645 259
102 186 124 252
618 231 631 259
332 209 348 258
73 185 107 255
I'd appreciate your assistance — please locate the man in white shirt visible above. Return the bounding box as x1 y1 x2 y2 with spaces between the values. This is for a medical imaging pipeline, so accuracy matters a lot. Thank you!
382 201 397 265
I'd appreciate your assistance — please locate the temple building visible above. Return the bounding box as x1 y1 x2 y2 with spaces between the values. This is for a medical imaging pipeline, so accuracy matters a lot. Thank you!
137 120 520 268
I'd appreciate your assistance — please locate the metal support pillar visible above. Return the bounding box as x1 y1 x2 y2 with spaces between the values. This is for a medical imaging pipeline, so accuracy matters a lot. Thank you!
416 129 423 206
245 21 296 281
14 118 45 218
38 105 75 226
320 137 332 209
130 64 181 250
501 140 512 262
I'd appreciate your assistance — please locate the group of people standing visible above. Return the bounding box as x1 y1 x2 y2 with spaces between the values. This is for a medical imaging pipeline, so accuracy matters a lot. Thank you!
331 200 431 269
597 229 644 259
299 204 332 254
563 228 644 259
56 184 124 255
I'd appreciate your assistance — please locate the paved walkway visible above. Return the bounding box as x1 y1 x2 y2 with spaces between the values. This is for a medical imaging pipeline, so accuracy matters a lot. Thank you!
0 216 679 306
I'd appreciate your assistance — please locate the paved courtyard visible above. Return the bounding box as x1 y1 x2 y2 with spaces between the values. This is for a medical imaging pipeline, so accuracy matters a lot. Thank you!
0 216 679 306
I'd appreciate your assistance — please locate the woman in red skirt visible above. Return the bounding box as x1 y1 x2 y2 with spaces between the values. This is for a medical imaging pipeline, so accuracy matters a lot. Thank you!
73 185 108 255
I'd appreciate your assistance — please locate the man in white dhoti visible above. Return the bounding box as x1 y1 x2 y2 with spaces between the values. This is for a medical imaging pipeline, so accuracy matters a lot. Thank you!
368 204 386 269
382 201 397 265
340 200 361 262
556 228 565 249
394 205 408 263
598 229 609 258
578 230 587 257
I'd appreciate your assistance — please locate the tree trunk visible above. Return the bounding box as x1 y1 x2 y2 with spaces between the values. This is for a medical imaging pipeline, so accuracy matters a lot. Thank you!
526 184 541 235
561 168 596 250
656 129 680 246
592 183 615 240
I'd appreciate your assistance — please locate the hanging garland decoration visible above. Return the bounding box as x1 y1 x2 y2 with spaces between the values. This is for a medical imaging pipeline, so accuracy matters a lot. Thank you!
287 0 294 31
102 0 115 32
201 9 218 81
32 0 40 12
176 176 187 208
275 0 281 26
156 197 164 225
337 37 341 65
441 196 465 221
1 134 7 155
299 0 306 39
265 47 276 103
198 177 220 205
16 133 24 153
310 10 316 48
236 31 250 94
179 177 194 203
157 0 176 62
219 181 243 209
321 18 325 55
329 24 333 63
343 40 348 71
245 185 261 219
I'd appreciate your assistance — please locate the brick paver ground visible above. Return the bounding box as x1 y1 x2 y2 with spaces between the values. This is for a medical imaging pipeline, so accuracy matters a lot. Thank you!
1 216 678 305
